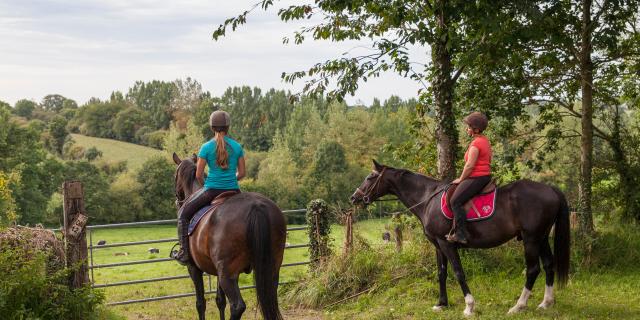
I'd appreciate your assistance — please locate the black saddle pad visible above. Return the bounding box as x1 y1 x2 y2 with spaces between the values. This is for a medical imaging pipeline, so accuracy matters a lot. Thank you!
188 205 212 235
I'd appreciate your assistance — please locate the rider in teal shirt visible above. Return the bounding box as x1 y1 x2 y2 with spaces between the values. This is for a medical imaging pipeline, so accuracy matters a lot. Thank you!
198 136 244 190
171 110 246 265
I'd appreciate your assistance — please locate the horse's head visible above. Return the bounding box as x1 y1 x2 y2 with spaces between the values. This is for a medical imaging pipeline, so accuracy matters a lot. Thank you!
350 160 393 206
172 152 200 209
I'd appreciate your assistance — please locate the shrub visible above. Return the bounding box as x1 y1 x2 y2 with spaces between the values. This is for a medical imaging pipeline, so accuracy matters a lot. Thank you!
0 229 104 319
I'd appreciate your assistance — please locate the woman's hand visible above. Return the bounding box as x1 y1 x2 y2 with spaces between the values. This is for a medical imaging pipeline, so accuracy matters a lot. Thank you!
452 178 462 184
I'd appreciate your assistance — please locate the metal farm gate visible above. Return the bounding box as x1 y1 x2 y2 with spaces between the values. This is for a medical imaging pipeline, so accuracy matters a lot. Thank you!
62 208 310 306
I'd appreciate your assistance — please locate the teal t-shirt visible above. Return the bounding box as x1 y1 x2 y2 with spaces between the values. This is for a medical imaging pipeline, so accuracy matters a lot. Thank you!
198 136 244 190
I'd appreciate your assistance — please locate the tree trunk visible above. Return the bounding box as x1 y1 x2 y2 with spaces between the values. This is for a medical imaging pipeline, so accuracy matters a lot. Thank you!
432 1 458 181
578 0 595 236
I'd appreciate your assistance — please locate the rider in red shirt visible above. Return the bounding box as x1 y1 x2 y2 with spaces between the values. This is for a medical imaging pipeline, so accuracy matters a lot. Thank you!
446 112 492 244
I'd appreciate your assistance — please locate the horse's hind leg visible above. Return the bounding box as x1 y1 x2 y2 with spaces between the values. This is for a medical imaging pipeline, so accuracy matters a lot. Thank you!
219 276 246 320
508 238 541 314
437 241 474 317
188 265 206 320
215 278 227 320
537 238 555 309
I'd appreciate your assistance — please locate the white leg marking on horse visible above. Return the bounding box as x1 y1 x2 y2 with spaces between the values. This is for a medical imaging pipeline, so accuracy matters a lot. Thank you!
463 294 475 317
508 287 531 314
432 305 444 312
537 285 554 309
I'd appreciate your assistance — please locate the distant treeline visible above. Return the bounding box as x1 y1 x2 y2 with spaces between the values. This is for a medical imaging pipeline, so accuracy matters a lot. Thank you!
0 79 416 226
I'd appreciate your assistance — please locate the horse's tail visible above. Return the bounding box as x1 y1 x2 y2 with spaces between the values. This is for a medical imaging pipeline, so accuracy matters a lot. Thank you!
552 187 570 287
246 204 283 320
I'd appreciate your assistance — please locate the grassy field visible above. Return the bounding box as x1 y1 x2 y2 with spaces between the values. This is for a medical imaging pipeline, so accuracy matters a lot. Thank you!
70 134 164 171
94 218 640 320
92 218 391 320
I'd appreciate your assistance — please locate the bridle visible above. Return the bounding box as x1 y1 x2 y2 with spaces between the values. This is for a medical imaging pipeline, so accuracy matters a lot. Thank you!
174 161 186 209
354 167 450 216
353 168 387 204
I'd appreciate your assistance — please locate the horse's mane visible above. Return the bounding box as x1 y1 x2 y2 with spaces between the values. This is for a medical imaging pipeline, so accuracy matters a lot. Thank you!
390 167 442 184
176 159 197 192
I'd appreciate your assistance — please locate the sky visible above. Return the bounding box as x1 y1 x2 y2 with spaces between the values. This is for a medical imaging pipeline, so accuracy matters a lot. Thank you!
0 0 427 106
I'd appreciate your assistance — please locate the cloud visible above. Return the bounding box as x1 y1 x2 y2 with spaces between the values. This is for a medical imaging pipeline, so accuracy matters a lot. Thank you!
0 0 425 105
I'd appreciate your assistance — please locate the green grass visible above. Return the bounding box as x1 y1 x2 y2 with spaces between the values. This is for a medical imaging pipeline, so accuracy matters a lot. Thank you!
70 134 164 171
93 219 640 319
91 218 390 319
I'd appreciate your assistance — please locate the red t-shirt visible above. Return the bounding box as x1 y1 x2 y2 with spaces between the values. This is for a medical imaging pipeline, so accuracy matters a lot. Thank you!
464 135 492 177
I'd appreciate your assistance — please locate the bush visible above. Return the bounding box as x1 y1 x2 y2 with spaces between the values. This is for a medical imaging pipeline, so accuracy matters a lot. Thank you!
0 232 104 319
282 234 435 308
144 130 167 149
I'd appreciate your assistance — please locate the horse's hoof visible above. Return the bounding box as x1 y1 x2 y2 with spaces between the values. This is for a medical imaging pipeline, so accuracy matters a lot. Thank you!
537 301 554 309
463 294 475 317
507 305 526 314
432 305 445 312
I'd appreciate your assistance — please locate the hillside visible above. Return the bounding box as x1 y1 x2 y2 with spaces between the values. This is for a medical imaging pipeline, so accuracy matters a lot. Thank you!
70 134 164 171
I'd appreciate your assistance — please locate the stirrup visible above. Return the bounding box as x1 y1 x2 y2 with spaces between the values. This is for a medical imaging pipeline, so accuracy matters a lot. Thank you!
170 242 191 266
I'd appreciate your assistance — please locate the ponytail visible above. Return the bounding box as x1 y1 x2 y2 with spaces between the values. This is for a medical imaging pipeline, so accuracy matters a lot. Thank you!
214 128 229 169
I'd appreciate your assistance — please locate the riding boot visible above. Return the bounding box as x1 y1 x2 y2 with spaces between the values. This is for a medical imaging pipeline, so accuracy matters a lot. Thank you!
171 219 192 265
446 206 469 244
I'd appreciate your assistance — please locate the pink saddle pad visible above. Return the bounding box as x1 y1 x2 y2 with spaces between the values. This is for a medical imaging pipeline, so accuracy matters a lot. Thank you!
440 189 497 221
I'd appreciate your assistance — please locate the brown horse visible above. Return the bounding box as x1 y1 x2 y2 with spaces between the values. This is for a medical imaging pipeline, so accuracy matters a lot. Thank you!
173 154 286 320
350 160 570 316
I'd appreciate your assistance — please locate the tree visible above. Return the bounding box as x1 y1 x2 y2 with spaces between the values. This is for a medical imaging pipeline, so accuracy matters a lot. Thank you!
163 121 204 157
213 1 537 180
126 80 177 130
84 147 103 162
44 115 69 155
136 156 175 220
77 101 126 138
62 99 78 109
0 171 19 226
13 99 37 119
41 94 67 113
525 0 640 232
0 106 66 224
113 107 151 142
172 77 204 111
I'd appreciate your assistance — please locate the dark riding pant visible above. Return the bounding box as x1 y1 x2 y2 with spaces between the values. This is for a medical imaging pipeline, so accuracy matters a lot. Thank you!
451 175 492 213
449 175 491 242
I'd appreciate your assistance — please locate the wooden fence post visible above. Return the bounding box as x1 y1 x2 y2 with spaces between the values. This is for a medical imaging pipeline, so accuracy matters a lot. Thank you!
63 181 89 288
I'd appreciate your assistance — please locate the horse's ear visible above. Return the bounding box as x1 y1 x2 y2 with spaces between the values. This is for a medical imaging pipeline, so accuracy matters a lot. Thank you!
372 159 383 172
191 153 198 163
172 153 181 165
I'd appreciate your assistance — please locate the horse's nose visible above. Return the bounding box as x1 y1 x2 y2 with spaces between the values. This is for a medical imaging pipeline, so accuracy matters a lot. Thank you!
350 195 357 204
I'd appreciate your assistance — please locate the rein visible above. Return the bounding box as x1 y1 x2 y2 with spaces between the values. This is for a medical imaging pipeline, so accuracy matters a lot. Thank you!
379 183 450 216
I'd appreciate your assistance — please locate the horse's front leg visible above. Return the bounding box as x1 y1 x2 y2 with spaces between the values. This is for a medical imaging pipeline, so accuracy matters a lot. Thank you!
188 264 206 320
432 248 449 311
438 240 474 317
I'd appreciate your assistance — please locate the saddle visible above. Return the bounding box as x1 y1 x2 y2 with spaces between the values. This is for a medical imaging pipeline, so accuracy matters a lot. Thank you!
445 180 496 212
188 190 240 235
440 180 497 221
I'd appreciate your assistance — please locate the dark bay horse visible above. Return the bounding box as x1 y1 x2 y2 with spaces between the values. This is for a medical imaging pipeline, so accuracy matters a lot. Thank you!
173 153 286 320
350 160 570 316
